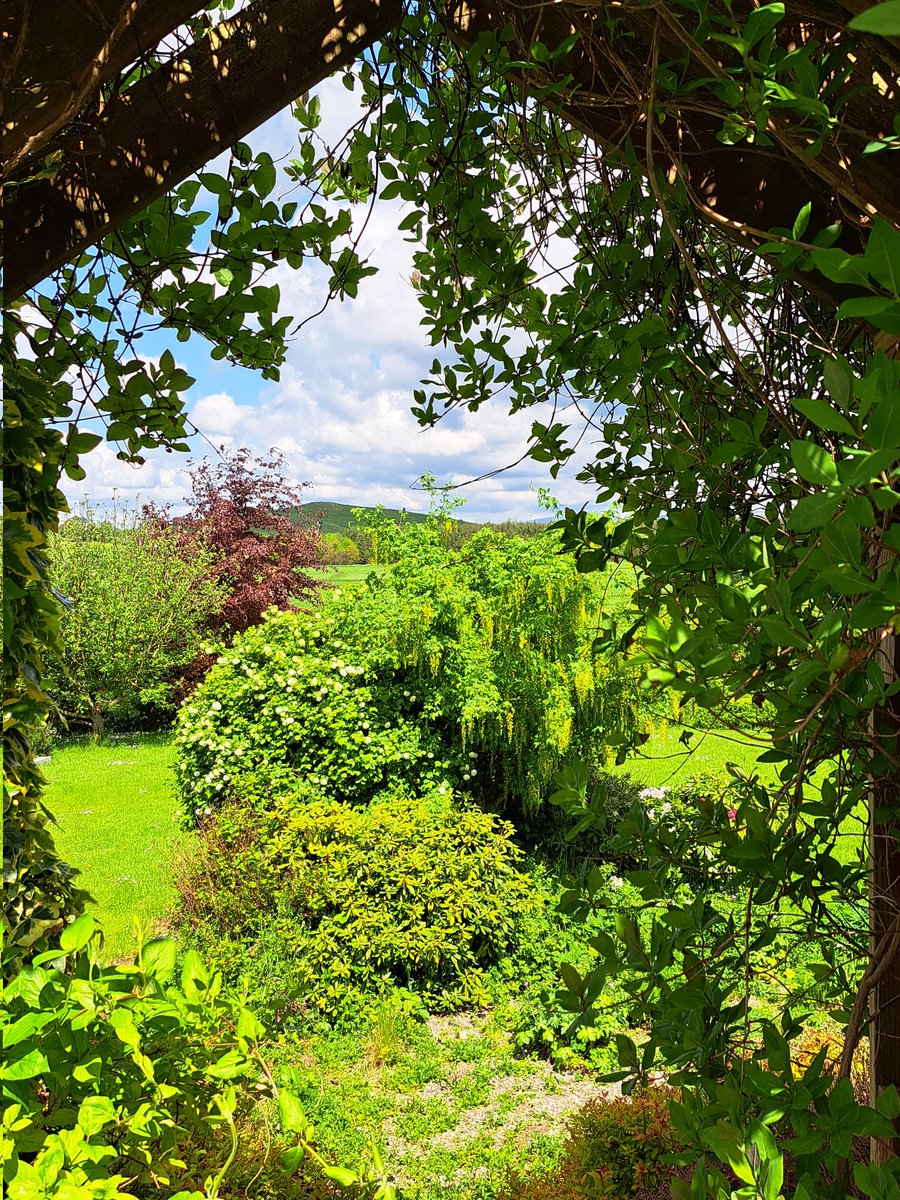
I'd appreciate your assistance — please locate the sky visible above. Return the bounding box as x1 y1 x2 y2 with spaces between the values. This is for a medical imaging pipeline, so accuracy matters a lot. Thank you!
68 76 599 525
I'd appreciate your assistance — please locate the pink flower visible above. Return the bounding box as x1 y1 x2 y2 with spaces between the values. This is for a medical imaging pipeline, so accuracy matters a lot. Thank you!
727 807 738 822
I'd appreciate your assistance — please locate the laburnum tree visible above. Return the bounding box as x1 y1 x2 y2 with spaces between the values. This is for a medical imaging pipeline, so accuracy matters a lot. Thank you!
4 0 900 1193
147 447 323 636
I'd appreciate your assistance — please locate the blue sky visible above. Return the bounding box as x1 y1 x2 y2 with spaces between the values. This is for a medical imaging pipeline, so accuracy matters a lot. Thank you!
69 78 596 524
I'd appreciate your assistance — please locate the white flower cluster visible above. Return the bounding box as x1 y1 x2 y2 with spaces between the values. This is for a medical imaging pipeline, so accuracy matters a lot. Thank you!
638 785 672 820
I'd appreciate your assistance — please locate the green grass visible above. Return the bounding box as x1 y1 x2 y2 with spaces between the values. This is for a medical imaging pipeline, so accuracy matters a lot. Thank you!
43 733 185 961
611 722 773 787
310 562 387 584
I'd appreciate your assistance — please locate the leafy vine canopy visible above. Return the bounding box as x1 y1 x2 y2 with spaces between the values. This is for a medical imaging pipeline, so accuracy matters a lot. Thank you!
4 0 900 1170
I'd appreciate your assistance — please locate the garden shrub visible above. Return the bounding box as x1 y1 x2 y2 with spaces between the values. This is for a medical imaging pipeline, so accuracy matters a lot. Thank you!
173 791 544 1021
175 605 452 824
339 528 648 813
501 1087 685 1200
552 765 735 888
320 532 359 565
3 918 279 1199
175 529 650 824
462 855 650 1070
47 510 223 737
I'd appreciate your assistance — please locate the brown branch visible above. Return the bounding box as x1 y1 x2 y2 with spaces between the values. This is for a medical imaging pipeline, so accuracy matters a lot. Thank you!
2 0 30 90
838 915 900 1082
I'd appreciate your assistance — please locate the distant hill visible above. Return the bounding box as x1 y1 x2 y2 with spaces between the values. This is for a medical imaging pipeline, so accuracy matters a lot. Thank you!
293 501 485 535
288 500 548 540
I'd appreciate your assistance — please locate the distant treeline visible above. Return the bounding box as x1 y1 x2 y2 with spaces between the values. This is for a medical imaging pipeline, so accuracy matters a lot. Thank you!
299 502 549 565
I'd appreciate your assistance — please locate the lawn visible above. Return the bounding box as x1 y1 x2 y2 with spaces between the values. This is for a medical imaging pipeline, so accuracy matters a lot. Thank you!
612 722 772 787
309 562 387 584
42 733 185 962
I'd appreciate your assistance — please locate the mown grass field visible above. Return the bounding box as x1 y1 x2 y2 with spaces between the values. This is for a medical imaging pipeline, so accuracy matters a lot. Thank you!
310 562 387 584
43 734 186 962
612 722 772 787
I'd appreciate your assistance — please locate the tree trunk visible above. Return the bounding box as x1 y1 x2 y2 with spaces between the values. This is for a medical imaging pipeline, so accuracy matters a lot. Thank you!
90 704 105 742
871 548 900 1159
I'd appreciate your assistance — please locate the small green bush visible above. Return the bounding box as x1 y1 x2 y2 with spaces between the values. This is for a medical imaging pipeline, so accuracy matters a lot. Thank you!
320 532 360 565
501 1088 685 1200
173 792 543 1021
2 918 268 1200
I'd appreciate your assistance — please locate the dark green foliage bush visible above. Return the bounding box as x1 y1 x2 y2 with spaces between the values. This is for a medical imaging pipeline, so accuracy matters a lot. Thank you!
501 1088 685 1200
173 791 543 1021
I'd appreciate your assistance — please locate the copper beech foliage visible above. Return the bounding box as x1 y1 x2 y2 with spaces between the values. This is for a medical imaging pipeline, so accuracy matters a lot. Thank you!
145 447 323 636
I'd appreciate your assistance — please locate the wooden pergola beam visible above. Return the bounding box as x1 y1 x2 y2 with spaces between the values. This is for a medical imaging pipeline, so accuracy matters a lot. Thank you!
3 0 209 173
3 0 404 299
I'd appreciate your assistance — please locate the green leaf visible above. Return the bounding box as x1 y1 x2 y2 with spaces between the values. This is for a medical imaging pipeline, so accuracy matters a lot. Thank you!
77 1096 116 1139
214 267 234 288
791 440 838 485
792 396 856 437
59 913 95 953
876 1084 900 1119
702 1121 755 1184
864 219 900 295
323 1166 359 1188
2 1010 54 1048
206 1050 250 1079
849 1 900 36
2 1046 50 1081
792 200 812 241
278 1090 307 1134
823 359 854 411
138 937 176 980
744 3 785 47
837 296 900 332
68 431 103 455
560 962 583 997
108 1009 141 1050
281 1145 306 1172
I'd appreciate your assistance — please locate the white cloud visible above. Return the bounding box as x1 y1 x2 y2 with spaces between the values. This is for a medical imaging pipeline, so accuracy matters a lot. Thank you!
63 78 602 523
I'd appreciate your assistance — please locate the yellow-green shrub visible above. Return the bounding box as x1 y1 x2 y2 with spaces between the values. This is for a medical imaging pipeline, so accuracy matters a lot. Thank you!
173 791 543 1021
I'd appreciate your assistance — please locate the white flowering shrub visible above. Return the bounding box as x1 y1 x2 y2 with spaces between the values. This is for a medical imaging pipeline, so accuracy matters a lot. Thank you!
174 603 455 824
